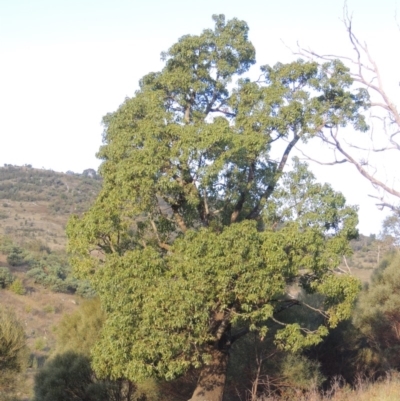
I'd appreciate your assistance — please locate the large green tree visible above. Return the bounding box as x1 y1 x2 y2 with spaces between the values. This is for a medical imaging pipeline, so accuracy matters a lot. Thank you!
67 15 367 401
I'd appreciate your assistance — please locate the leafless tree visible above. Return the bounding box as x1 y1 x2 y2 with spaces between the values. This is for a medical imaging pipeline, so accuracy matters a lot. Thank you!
295 5 400 212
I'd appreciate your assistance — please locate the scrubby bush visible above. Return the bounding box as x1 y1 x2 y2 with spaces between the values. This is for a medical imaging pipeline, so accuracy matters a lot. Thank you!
354 252 400 371
9 278 25 295
304 252 400 385
33 352 109 401
50 300 157 401
0 267 14 288
0 235 13 254
0 307 28 396
33 351 155 401
224 330 325 400
26 251 95 296
54 298 105 356
280 354 324 391
6 246 26 266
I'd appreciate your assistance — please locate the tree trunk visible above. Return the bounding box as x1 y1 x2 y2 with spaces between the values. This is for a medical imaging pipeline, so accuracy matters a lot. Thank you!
188 347 228 401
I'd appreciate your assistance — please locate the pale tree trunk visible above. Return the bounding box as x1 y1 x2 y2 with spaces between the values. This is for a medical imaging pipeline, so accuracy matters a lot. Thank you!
188 347 228 401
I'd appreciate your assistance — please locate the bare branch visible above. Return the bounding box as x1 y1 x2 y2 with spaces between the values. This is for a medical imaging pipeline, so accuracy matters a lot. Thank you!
296 146 347 165
344 141 397 153
301 301 329 319
293 8 400 208
368 195 399 212
332 133 400 198
342 256 352 274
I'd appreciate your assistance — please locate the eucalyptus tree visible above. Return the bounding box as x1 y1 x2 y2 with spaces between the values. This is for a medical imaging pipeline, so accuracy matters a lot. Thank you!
68 15 367 401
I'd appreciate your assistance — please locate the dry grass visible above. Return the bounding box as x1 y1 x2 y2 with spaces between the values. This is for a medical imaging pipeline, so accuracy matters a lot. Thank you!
265 375 400 401
0 200 68 251
0 270 79 399
351 267 374 284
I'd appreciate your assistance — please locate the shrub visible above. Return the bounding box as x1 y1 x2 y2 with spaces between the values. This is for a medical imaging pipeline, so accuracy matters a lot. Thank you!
33 352 109 401
9 279 25 295
6 246 25 266
75 280 97 298
43 305 55 314
0 236 13 254
0 267 14 288
280 354 324 391
26 248 95 296
354 252 400 371
0 307 28 394
55 298 105 356
34 337 47 351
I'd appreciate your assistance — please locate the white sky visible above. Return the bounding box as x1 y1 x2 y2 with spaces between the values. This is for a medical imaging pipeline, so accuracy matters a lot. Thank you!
1 0 399 234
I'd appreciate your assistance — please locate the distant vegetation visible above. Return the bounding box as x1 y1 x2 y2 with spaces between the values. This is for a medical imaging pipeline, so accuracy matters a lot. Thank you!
339 234 396 273
0 164 101 215
0 165 102 260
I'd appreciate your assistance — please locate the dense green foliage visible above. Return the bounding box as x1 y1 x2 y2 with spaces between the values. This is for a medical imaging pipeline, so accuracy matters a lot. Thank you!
6 246 25 266
67 16 367 399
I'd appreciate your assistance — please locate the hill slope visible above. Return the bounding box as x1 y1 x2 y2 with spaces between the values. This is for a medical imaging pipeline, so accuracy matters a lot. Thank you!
0 165 102 250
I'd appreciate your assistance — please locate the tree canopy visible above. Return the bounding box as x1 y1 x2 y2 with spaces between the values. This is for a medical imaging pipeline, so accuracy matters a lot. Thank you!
67 14 367 401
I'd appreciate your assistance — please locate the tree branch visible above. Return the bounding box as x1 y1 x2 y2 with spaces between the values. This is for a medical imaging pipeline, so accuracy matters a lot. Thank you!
231 161 255 223
150 219 171 251
171 205 188 233
332 131 400 198
246 133 300 220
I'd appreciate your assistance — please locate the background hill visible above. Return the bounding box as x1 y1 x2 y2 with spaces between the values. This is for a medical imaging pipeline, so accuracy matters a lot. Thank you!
0 165 101 250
